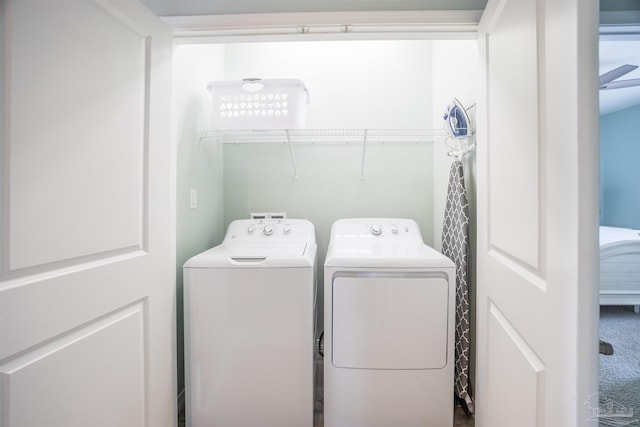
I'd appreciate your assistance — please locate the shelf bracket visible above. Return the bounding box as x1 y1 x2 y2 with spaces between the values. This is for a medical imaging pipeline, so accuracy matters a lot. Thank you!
360 129 368 180
285 130 299 180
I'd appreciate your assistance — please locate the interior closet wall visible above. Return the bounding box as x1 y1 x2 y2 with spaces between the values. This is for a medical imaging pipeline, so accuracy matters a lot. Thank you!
221 40 436 241
174 44 226 394
600 104 640 229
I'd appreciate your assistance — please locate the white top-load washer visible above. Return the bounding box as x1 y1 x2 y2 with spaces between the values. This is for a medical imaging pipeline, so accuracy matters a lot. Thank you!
324 218 455 427
184 219 317 427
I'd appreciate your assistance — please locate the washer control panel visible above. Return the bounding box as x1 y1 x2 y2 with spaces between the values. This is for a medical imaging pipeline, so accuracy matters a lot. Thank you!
246 220 290 237
226 219 315 242
248 221 285 236
370 224 383 236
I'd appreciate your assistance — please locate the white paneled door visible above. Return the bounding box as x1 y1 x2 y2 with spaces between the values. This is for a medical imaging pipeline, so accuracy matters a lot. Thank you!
0 1 175 426
476 0 599 426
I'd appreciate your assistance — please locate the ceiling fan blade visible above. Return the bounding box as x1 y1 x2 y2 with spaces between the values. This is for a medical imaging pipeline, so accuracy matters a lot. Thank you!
600 78 640 90
599 64 639 85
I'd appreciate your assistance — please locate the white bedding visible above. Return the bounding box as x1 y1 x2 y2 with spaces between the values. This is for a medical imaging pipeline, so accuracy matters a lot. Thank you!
600 226 640 247
599 225 640 308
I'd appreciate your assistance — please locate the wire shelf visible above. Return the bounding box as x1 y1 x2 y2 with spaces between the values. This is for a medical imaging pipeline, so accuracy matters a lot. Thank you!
199 128 473 180
200 128 447 144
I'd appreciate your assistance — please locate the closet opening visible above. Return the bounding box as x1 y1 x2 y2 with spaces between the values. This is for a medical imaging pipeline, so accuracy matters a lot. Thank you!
173 35 480 426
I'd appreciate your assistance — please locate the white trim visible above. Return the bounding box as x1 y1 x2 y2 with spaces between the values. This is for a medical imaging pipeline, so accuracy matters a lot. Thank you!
477 0 506 34
161 10 482 42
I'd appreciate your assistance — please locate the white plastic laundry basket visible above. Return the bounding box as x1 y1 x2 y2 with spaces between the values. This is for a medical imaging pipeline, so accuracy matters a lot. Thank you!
207 78 310 130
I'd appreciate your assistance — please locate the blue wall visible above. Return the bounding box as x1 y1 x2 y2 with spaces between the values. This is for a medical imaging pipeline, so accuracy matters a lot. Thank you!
600 104 640 228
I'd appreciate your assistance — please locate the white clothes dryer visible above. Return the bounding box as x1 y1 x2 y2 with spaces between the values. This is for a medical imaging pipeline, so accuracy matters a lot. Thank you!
324 218 455 427
184 219 317 427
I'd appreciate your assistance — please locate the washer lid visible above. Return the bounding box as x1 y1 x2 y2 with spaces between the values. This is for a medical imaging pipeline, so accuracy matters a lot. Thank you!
184 242 314 268
224 242 308 258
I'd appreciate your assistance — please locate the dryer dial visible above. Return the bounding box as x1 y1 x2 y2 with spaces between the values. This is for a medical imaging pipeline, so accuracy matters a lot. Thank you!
263 224 274 236
370 224 383 236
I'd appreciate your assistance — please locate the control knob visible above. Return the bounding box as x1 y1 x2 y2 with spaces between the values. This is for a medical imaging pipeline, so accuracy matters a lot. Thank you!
263 224 274 236
370 224 383 236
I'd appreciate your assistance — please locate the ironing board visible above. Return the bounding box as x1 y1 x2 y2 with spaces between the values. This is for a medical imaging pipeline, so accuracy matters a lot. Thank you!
441 160 473 414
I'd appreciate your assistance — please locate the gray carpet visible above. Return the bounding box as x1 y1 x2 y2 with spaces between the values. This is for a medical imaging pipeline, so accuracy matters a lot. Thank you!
178 356 474 426
599 306 640 426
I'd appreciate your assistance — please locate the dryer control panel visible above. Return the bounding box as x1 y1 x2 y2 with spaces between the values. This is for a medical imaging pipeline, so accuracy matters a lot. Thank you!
324 218 453 267
367 221 412 237
331 218 421 240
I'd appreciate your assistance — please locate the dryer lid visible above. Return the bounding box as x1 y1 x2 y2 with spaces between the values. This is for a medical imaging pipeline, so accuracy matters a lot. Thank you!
324 241 454 268
324 218 454 268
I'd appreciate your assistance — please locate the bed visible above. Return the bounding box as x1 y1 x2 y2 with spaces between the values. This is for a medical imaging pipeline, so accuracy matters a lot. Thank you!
600 226 640 312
